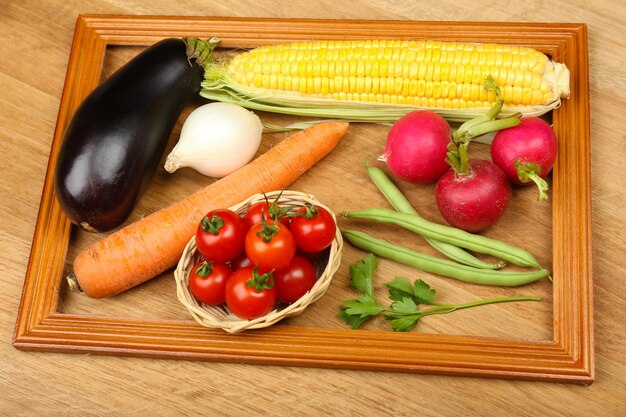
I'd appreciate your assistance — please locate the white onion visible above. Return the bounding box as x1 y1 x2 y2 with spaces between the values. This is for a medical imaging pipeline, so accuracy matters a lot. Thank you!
164 102 263 178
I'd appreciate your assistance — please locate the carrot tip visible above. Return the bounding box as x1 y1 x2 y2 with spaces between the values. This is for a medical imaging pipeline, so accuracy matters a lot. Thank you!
66 273 83 293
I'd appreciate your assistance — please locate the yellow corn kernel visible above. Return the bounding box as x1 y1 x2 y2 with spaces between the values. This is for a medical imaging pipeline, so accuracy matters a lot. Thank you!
363 77 372 94
417 80 426 97
372 77 380 94
269 73 278 90
356 77 366 94
395 78 404 96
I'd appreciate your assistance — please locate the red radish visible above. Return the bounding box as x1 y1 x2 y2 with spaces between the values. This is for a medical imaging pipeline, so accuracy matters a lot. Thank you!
435 160 512 233
491 117 558 200
434 75 520 232
379 110 451 184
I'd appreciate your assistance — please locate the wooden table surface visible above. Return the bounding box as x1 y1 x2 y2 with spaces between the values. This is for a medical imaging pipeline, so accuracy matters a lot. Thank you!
2 1 625 415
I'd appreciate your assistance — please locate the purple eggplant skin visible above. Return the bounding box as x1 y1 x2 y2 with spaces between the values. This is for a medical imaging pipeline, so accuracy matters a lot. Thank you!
54 38 204 232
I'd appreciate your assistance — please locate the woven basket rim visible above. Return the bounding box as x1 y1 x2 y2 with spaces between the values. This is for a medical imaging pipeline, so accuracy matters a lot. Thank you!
174 190 343 334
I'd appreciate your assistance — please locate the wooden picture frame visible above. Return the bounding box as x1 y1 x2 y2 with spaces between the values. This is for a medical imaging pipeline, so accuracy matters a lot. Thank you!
13 15 593 384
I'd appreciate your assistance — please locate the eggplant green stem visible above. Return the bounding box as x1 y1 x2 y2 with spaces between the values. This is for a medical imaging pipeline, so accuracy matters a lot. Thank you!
185 37 219 68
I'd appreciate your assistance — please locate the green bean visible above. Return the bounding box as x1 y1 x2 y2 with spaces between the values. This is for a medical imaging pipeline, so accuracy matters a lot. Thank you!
344 208 541 268
365 163 505 270
342 230 549 287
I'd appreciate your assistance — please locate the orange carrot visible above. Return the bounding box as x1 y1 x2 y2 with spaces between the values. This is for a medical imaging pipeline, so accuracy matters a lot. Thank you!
69 121 349 298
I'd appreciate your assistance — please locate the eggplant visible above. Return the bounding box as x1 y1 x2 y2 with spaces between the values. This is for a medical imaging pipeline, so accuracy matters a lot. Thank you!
54 37 216 232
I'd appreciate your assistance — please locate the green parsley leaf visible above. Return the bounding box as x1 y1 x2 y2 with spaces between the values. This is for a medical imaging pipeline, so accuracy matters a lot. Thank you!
343 294 385 317
385 276 416 302
386 297 421 331
339 309 371 329
349 253 377 296
386 277 436 305
412 279 437 305
386 315 421 332
340 254 384 329
390 297 418 314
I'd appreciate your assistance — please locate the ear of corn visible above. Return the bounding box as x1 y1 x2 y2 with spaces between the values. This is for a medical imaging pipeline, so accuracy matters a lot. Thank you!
199 39 569 123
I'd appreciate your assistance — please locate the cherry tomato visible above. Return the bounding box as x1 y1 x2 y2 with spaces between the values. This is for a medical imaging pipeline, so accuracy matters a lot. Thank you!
195 209 246 262
188 260 232 305
289 205 336 253
245 219 296 272
297 249 324 263
274 256 317 304
244 201 290 230
230 253 252 270
225 267 276 319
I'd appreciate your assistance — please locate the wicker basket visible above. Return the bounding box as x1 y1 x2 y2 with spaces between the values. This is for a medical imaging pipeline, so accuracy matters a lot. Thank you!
174 190 343 333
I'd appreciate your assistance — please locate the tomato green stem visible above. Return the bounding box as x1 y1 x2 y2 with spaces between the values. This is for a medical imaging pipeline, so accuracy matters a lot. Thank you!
246 267 275 292
262 191 297 220
303 203 319 219
255 212 279 242
288 203 319 219
200 214 224 235
195 260 214 277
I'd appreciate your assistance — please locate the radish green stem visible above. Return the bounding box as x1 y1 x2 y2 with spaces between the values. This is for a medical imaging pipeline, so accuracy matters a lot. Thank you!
526 173 549 201
466 117 521 139
515 159 550 201
458 141 470 174
447 75 521 175
455 92 502 134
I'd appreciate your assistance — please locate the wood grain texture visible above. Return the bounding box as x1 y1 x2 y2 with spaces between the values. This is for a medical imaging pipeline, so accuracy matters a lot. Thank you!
1 1 625 416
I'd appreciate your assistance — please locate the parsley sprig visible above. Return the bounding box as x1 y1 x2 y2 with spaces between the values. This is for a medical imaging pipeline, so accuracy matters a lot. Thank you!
339 254 384 329
340 254 541 332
